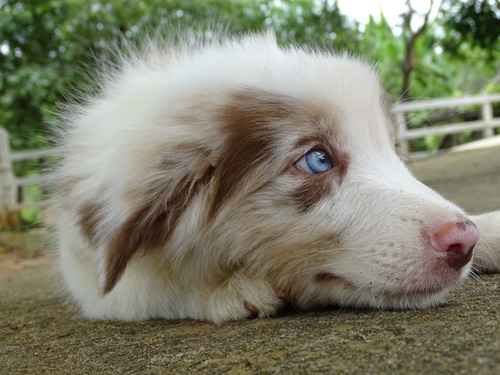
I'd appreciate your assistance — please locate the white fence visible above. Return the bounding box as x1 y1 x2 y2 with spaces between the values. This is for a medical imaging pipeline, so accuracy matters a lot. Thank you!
0 127 55 214
0 93 499 217
394 93 500 154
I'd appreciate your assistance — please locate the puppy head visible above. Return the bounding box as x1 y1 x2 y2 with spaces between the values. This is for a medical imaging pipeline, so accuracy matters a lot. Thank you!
64 33 476 309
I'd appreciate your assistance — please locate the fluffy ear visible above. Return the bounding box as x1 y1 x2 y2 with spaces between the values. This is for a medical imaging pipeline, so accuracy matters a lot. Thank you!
471 211 500 273
78 155 217 294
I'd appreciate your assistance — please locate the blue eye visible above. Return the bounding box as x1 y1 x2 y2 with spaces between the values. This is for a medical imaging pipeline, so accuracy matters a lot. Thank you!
295 150 332 174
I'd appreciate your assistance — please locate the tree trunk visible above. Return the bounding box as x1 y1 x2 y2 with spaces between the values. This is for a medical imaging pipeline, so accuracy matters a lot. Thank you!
400 0 434 101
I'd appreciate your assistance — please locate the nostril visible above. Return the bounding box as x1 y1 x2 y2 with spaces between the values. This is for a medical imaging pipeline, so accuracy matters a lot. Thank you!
446 243 463 256
429 220 479 270
446 244 474 270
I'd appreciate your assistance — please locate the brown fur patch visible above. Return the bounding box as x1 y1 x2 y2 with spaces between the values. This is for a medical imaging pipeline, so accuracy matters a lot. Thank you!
209 89 305 219
292 177 331 213
78 202 104 244
102 164 216 294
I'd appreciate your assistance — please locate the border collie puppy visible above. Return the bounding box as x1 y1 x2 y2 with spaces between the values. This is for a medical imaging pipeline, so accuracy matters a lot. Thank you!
53 33 500 322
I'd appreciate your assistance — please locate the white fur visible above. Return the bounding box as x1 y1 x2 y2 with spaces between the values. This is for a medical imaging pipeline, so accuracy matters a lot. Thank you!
53 33 500 322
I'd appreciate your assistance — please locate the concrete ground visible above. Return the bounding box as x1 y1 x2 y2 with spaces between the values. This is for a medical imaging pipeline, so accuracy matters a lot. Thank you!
1 138 500 375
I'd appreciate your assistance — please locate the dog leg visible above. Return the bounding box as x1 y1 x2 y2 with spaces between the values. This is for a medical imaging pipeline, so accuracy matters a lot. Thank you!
471 211 500 273
205 272 285 322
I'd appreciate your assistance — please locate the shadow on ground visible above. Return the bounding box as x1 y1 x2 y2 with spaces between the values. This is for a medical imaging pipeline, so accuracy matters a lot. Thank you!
1 141 500 374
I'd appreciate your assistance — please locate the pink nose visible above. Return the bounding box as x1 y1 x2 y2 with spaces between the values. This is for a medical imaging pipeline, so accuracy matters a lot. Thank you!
429 221 479 270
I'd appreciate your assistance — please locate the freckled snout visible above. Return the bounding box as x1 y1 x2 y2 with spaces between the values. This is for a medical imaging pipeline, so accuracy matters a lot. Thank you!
429 221 479 270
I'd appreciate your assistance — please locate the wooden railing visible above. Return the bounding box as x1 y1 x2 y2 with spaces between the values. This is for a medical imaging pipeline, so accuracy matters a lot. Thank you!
0 128 55 221
393 93 500 155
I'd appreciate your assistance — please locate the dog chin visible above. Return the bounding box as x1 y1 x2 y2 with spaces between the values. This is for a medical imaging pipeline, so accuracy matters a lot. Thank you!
306 262 470 311
358 288 451 311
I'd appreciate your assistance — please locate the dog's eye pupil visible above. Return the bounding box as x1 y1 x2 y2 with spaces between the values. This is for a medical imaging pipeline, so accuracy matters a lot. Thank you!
295 150 332 174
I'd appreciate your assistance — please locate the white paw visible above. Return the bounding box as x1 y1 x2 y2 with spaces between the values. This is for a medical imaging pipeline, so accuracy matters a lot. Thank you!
471 211 500 273
206 273 285 322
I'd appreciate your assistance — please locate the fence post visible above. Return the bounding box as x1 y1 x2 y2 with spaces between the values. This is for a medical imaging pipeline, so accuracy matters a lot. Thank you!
394 111 409 154
0 127 20 229
482 100 494 138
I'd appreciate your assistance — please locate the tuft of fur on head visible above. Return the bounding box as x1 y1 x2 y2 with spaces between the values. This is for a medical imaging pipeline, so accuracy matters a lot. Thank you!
52 30 490 322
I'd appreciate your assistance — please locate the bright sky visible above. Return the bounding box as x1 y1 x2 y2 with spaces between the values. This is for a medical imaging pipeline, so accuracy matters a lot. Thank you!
337 0 442 30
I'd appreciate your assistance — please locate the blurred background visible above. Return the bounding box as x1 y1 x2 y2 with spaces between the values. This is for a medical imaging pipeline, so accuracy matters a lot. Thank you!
0 0 499 232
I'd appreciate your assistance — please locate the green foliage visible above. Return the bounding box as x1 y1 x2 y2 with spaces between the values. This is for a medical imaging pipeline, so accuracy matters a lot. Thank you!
0 0 359 151
360 13 403 98
440 0 500 59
